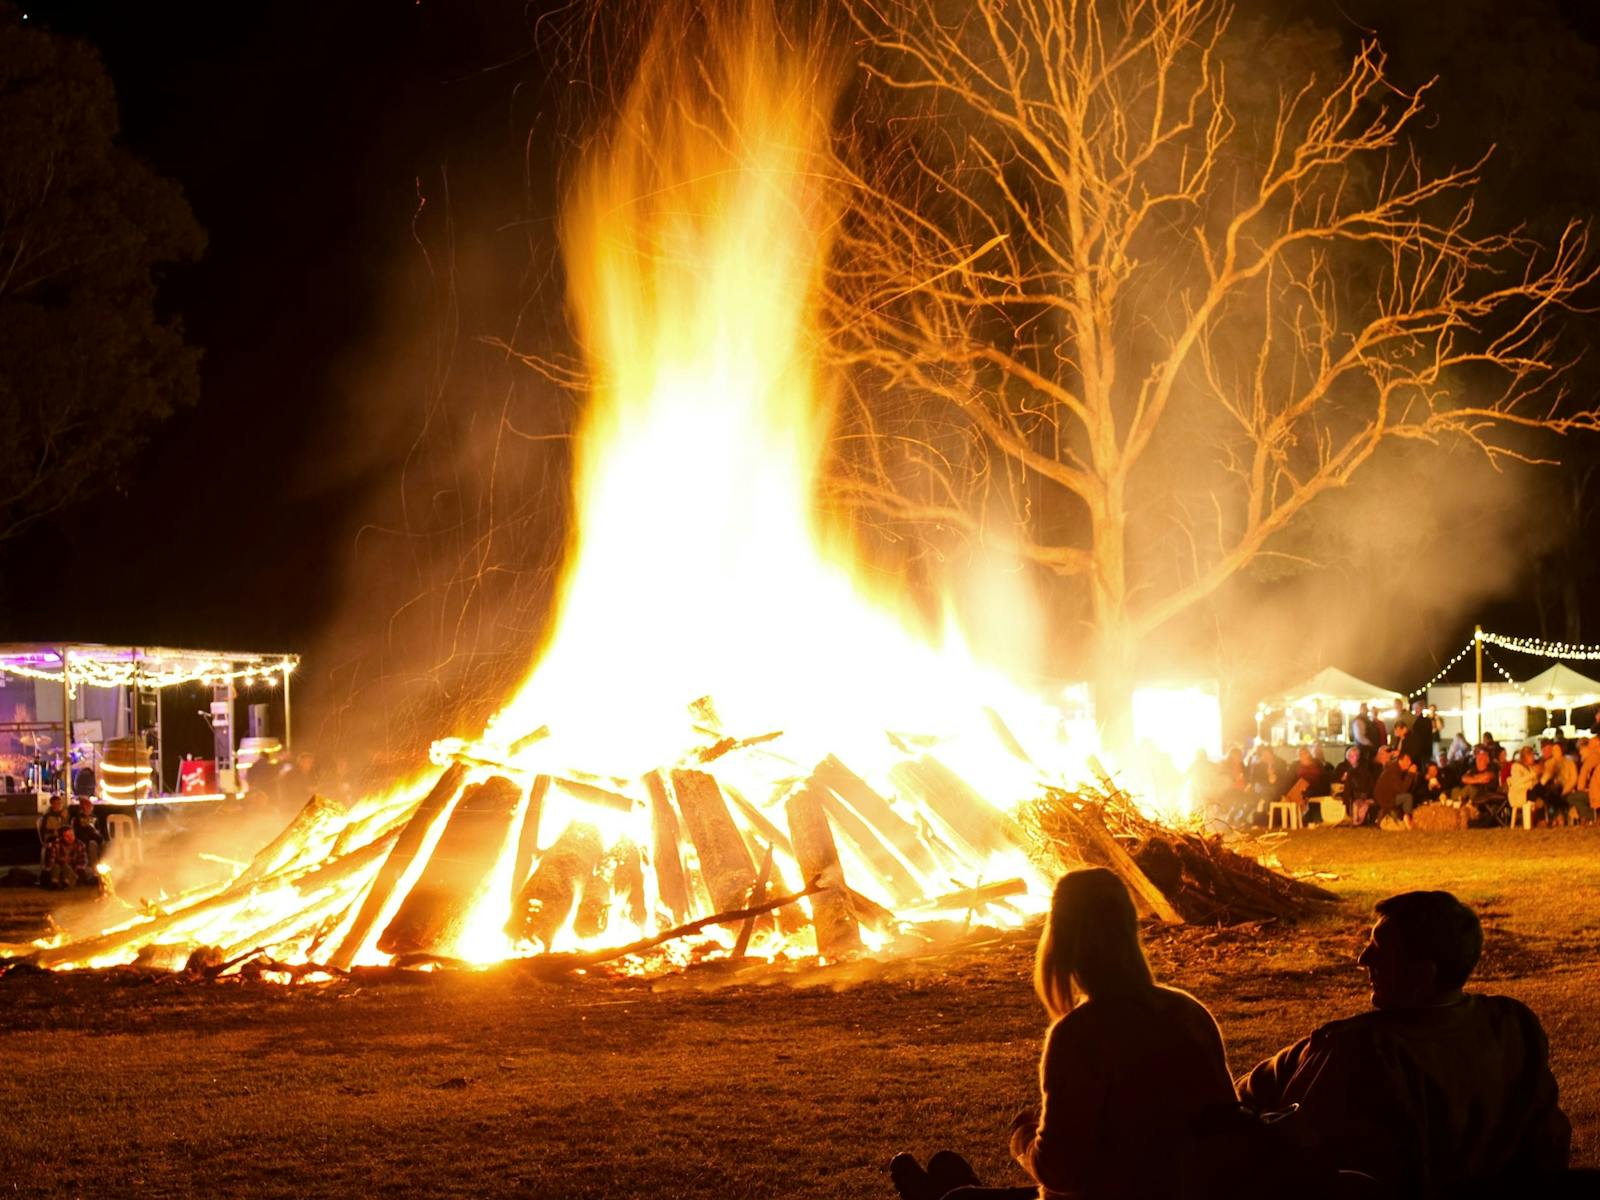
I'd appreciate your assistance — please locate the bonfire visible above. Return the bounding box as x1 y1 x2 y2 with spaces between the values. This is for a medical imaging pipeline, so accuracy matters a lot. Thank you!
3 6 1328 984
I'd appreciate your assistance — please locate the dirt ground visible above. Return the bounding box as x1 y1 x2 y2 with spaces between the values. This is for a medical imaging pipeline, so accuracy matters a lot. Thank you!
0 827 1595 1199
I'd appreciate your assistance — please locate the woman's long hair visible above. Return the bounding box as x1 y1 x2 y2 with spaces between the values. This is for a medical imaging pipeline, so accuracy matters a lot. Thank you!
1033 868 1154 1019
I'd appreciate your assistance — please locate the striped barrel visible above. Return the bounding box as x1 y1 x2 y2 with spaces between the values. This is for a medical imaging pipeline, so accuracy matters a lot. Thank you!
99 736 152 804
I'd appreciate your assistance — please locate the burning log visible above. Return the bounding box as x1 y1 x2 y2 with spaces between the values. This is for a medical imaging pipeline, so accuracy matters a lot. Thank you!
520 879 825 977
236 793 346 886
553 777 635 813
378 775 525 956
815 791 922 906
291 828 402 895
723 785 794 859
509 775 552 894
507 821 604 949
670 769 758 914
783 780 861 957
814 755 937 875
645 770 691 923
889 757 1022 860
575 841 644 939
911 877 1030 913
327 764 466 971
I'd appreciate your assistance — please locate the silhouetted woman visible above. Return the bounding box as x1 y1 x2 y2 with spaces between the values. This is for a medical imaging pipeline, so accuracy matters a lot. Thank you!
890 868 1239 1200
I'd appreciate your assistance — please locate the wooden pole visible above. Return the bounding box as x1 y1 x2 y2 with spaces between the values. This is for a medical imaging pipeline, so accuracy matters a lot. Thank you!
1475 624 1484 743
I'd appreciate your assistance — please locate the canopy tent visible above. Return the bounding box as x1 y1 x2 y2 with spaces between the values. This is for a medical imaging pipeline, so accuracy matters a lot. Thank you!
1265 666 1403 709
1517 663 1600 709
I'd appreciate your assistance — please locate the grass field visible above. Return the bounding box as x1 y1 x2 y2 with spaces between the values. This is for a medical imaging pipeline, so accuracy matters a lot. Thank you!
0 827 1595 1198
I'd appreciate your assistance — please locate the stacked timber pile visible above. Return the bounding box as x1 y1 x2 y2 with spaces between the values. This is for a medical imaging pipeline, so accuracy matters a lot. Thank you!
1015 782 1339 925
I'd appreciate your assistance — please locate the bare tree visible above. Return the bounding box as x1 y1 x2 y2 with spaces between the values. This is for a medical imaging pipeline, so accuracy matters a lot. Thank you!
828 0 1598 739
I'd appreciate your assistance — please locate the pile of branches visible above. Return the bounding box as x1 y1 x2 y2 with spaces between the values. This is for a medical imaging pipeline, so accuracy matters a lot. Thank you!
1014 782 1338 926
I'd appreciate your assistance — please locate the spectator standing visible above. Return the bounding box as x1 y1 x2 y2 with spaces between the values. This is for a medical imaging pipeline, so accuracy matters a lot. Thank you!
1388 698 1409 749
1401 700 1435 772
1371 707 1390 754
1351 704 1376 761
1446 732 1472 766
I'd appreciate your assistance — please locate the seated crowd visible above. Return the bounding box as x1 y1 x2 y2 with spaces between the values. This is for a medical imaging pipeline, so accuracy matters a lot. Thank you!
34 791 105 889
1200 698 1599 829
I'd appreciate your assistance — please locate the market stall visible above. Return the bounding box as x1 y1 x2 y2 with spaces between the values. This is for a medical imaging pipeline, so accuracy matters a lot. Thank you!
1257 666 1403 747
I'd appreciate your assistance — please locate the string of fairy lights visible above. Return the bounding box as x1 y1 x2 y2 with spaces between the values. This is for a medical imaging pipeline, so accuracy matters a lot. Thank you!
1405 628 1600 701
0 655 295 697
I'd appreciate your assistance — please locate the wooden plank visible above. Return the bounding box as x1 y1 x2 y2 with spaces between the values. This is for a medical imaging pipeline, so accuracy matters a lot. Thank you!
327 764 465 971
783 780 861 957
889 756 1012 859
816 755 937 874
670 768 757 914
377 775 524 956
644 770 691 923
1077 807 1183 924
509 775 551 895
815 791 923 906
507 821 605 949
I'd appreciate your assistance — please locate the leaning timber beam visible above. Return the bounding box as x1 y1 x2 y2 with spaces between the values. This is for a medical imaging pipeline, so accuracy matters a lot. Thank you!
1077 807 1183 924
784 780 861 957
889 757 1017 860
816 791 922 906
644 770 692 923
378 775 525 956
671 768 757 914
815 755 937 875
509 775 552 896
236 793 346 886
326 763 466 971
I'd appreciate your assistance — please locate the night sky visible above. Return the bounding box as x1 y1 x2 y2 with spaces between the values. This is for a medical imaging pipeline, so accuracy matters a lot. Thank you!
6 0 1600 750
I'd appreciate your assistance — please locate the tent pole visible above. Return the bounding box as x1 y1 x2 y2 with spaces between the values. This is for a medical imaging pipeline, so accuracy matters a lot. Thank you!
1474 625 1484 743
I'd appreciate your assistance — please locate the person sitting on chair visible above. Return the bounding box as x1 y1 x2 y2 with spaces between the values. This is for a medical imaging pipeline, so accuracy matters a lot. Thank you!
70 795 105 870
1236 891 1571 1199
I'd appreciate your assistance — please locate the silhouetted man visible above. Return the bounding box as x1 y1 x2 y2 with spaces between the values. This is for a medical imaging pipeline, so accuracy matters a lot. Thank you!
1236 891 1570 1199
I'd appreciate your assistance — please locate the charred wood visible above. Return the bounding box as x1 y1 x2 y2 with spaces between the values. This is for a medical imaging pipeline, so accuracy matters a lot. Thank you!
671 768 758 914
783 780 861 957
327 764 466 971
378 775 524 956
814 755 936 875
507 821 604 949
645 770 691 923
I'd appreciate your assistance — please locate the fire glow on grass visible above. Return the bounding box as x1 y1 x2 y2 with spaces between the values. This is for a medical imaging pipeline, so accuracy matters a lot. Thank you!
14 7 1214 979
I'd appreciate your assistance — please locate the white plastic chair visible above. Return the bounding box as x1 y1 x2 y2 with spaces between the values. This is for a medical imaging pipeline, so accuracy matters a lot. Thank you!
1268 800 1303 830
105 813 143 865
